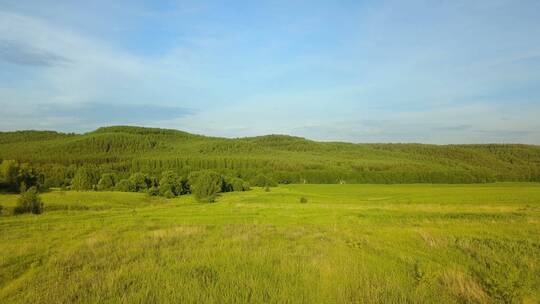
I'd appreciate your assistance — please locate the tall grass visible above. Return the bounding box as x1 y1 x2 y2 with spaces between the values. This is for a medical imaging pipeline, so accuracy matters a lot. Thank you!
0 183 539 303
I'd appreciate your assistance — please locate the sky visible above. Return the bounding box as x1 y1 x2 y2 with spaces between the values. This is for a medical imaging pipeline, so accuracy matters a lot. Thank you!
1 0 540 144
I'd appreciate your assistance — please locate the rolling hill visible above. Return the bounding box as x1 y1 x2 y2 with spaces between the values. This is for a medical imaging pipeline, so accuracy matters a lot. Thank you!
1 125 539 185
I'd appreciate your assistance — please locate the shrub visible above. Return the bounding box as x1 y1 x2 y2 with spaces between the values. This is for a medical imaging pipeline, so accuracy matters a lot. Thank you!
128 173 150 192
163 189 175 199
116 179 130 192
252 174 277 187
19 182 27 193
147 185 159 196
264 185 271 192
300 197 308 203
225 177 250 192
159 170 187 197
71 167 93 191
14 186 43 215
97 173 116 191
189 170 223 202
0 160 19 190
221 176 233 192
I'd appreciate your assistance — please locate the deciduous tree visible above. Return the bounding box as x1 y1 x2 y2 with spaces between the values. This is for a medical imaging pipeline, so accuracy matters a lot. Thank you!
189 170 223 202
71 167 93 191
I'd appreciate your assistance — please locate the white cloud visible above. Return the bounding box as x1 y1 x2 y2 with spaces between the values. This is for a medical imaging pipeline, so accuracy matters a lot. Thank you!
1 2 540 144
0 9 221 106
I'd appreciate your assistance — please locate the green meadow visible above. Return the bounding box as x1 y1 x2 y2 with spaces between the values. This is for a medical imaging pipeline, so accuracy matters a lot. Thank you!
1 183 539 303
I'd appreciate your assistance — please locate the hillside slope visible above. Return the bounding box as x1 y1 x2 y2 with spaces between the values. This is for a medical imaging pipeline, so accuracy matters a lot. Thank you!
1 125 539 184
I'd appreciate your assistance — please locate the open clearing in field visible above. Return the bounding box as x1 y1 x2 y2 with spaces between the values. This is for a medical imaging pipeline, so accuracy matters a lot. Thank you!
1 183 539 303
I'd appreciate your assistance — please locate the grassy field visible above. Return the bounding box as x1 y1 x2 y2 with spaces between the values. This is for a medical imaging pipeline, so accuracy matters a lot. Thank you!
1 184 539 303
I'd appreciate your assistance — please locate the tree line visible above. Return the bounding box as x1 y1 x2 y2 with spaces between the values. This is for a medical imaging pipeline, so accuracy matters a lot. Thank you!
1 126 540 186
1 159 277 204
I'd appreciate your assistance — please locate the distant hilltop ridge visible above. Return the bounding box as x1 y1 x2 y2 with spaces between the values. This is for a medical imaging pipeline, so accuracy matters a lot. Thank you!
0 125 317 143
1 125 539 184
2 124 539 145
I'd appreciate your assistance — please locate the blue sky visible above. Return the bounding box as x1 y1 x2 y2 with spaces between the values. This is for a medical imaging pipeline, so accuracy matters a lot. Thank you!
1 0 540 143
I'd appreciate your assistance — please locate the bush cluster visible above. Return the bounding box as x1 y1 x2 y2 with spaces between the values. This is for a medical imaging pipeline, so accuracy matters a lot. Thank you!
0 160 44 193
14 186 43 215
63 166 257 202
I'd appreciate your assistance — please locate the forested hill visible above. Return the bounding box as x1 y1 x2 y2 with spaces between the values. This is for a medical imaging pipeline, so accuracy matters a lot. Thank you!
1 125 540 185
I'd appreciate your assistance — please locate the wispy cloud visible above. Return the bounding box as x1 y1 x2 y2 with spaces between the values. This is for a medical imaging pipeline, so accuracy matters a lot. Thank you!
0 102 195 132
290 103 540 144
1 1 540 143
434 125 473 132
43 102 194 123
0 40 71 66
